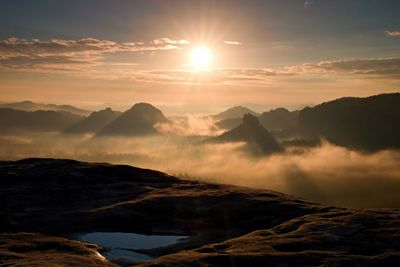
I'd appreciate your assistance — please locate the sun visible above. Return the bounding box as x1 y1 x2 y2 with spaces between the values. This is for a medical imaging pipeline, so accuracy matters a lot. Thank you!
190 46 213 70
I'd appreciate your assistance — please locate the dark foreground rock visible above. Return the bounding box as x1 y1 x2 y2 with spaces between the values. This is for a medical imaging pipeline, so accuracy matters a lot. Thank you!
0 232 116 266
0 158 399 266
141 209 400 267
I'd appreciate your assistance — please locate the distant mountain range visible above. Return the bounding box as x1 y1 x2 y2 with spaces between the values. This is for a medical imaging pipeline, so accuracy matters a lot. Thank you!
0 108 84 133
216 107 299 132
0 103 168 136
259 108 299 131
299 93 400 151
209 114 283 155
0 101 91 116
65 108 122 134
1 93 400 151
214 93 400 151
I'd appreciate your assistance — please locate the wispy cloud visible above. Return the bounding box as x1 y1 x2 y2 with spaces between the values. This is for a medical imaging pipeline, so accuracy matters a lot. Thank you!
152 38 190 45
0 37 190 73
137 58 400 84
224 41 241 45
302 58 400 77
90 57 400 85
2 57 400 84
385 30 400 37
0 37 190 58
1 37 399 84
115 68 296 85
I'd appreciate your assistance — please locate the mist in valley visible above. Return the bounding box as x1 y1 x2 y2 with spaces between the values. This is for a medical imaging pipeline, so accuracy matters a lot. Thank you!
2 122 400 209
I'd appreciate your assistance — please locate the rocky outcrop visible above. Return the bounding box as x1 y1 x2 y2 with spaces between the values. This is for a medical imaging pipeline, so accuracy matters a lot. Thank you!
0 232 115 266
0 158 323 235
1 158 399 266
141 209 400 266
210 114 283 155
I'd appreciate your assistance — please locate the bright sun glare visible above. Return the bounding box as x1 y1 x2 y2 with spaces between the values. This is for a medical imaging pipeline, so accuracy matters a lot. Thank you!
190 46 212 70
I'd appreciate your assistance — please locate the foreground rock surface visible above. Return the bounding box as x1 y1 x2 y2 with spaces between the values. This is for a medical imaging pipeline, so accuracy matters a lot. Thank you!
141 210 400 267
1 158 399 266
0 232 116 266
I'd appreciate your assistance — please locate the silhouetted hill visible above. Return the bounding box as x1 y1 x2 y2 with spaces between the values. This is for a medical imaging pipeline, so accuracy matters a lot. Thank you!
96 103 168 136
0 108 84 133
259 108 299 130
215 117 242 130
0 100 91 116
210 114 283 155
216 108 299 131
65 108 122 134
212 106 260 121
299 93 400 151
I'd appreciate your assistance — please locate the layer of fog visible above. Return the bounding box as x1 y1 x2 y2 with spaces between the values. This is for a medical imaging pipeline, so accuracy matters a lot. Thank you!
2 132 400 209
155 115 224 136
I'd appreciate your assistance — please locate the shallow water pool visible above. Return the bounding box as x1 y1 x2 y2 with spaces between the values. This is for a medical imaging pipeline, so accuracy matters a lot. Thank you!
79 232 188 263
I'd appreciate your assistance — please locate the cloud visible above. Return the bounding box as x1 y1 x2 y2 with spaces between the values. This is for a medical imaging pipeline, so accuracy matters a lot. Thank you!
1 37 399 84
0 55 97 72
0 37 189 59
385 31 400 37
0 37 125 59
224 41 241 45
155 115 224 136
126 58 400 85
152 38 190 45
112 67 296 85
0 37 189 73
302 58 400 77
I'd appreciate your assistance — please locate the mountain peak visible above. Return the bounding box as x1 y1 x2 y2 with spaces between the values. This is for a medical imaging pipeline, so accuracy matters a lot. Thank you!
213 106 260 120
65 107 120 134
209 113 283 155
90 107 114 115
127 102 161 113
242 113 260 127
96 102 168 136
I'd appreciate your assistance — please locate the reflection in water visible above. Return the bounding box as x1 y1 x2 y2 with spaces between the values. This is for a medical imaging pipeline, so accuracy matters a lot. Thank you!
79 232 188 263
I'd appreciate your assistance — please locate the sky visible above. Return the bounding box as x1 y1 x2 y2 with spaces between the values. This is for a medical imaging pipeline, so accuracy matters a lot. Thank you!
0 0 399 114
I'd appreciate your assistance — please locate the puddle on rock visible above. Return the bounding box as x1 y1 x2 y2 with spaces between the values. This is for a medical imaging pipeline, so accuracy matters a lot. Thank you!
78 232 188 264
